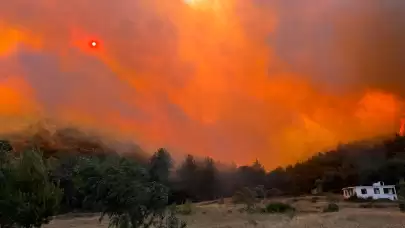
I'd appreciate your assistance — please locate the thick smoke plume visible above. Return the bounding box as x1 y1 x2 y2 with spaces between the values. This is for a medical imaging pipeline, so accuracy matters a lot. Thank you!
0 0 404 168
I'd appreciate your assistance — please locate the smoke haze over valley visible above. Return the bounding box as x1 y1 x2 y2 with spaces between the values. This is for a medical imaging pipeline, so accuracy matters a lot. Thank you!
0 0 405 168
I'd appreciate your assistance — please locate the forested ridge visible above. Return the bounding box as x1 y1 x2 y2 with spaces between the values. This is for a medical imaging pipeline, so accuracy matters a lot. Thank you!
1 124 405 227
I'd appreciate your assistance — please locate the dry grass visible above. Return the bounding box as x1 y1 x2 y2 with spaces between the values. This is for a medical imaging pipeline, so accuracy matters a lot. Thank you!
44 196 405 228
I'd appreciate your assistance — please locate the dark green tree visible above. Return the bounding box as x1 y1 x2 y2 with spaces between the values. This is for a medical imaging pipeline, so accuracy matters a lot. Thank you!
73 154 172 228
197 157 219 200
149 148 173 184
48 153 80 212
0 140 12 152
236 159 266 190
0 148 62 228
176 155 199 201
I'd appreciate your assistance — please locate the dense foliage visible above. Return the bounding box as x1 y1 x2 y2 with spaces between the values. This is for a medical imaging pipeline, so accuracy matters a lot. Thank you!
265 135 405 195
169 134 405 202
0 137 185 228
0 144 62 228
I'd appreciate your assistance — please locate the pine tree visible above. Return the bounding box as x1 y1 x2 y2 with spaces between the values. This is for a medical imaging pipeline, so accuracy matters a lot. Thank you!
176 155 198 200
198 157 218 200
149 148 173 184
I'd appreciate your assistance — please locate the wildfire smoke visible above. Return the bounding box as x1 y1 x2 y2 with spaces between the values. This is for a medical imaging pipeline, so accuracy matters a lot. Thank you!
0 0 404 168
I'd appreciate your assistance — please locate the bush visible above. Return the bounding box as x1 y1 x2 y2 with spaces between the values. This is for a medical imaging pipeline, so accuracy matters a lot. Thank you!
265 202 295 213
399 203 405 212
73 155 173 228
177 200 193 215
232 187 256 210
323 203 339 212
311 196 319 203
162 205 187 228
0 149 62 228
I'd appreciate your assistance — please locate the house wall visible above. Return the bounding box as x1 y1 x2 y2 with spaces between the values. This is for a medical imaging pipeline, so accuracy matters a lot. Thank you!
353 186 397 200
343 188 355 199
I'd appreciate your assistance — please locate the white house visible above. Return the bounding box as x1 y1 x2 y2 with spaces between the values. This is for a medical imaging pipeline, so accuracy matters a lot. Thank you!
342 181 398 201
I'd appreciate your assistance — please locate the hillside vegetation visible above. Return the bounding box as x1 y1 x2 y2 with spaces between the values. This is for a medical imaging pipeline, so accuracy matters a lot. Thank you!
1 124 405 227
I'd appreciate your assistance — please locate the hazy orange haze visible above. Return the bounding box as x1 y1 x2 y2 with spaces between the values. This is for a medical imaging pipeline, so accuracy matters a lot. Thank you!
0 0 405 168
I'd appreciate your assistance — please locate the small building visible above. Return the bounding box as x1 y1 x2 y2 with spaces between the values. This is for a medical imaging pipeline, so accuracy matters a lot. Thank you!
342 181 397 201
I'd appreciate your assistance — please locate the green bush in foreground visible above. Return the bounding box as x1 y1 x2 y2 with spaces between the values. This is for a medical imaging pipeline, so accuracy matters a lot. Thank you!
232 187 257 210
177 200 193 215
323 203 339 213
163 205 187 228
265 202 295 213
74 155 175 228
0 149 62 228
0 142 187 228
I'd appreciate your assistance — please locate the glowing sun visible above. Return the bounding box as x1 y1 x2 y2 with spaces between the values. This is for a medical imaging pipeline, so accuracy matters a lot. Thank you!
183 0 223 11
183 0 206 6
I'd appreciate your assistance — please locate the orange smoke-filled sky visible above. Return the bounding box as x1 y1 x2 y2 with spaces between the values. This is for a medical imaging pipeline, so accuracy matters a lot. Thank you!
1 0 405 168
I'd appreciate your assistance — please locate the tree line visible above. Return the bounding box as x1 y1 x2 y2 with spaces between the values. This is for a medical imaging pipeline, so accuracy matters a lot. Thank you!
172 134 405 200
0 139 186 228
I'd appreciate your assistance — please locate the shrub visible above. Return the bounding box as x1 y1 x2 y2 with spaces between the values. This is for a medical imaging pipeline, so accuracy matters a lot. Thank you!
177 200 193 215
399 203 405 212
232 187 256 210
323 203 339 212
74 155 173 228
0 149 62 228
163 205 187 228
265 202 295 213
311 196 319 203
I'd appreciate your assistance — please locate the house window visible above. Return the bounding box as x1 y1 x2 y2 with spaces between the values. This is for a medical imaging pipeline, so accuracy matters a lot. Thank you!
384 188 394 194
361 188 367 194
374 188 380 194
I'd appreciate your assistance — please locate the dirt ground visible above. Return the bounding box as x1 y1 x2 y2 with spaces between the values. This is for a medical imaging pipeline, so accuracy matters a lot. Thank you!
44 196 405 228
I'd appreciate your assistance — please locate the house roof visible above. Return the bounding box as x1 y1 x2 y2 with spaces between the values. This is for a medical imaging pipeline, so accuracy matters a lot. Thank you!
342 185 396 190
